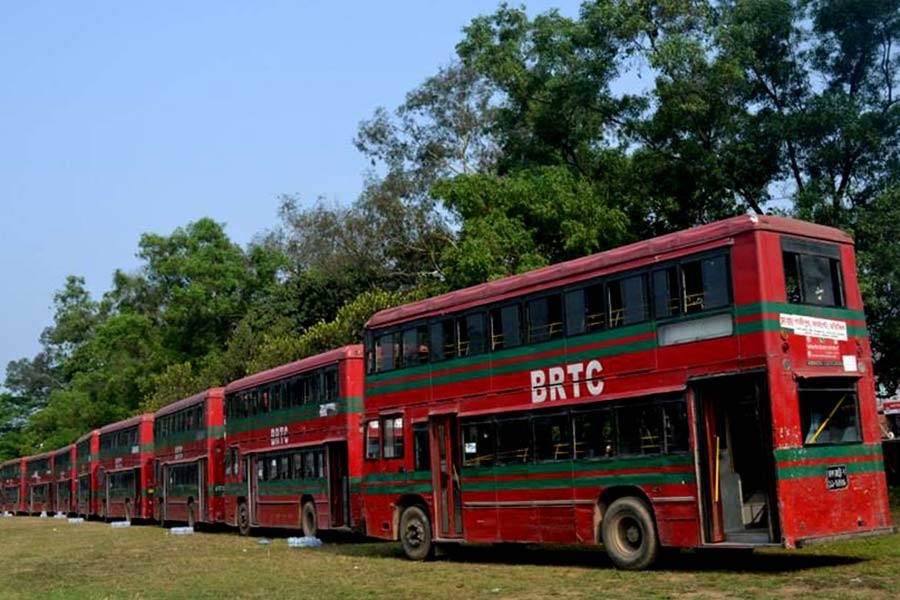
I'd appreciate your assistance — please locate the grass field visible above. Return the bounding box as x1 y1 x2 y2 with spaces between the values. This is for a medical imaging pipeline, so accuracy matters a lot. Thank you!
1 490 898 600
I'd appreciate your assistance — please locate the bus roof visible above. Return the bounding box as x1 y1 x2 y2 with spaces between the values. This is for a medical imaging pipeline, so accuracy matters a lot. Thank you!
75 429 100 445
367 214 852 329
225 345 363 395
24 450 55 463
52 444 74 456
155 387 224 418
99 413 153 435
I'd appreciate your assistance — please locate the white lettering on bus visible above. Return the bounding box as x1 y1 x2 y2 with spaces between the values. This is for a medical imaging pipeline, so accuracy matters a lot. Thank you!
270 426 289 447
531 360 604 403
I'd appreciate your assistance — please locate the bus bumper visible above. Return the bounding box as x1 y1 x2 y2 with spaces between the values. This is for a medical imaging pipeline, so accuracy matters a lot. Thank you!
793 526 896 548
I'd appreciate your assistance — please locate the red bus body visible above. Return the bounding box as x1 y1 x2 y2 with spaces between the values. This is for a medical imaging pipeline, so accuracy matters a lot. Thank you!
1 458 25 514
24 452 55 515
75 430 100 517
223 346 364 535
98 414 155 521
154 388 226 526
52 444 76 516
361 215 893 567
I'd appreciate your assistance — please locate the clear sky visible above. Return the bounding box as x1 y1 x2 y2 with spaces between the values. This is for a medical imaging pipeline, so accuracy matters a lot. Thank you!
0 1 585 380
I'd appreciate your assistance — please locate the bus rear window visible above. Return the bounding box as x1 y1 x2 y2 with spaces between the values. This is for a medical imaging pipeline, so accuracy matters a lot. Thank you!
782 238 844 307
799 380 860 445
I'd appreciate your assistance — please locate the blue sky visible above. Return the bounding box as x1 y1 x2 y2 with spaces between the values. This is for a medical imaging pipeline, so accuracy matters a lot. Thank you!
0 1 588 379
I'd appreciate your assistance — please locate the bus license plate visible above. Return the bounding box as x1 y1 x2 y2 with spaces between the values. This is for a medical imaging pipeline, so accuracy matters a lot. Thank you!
826 465 848 490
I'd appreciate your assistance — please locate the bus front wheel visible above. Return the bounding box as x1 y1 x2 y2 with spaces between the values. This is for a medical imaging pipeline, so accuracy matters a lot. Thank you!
301 501 317 538
601 497 659 570
237 502 250 536
399 505 434 561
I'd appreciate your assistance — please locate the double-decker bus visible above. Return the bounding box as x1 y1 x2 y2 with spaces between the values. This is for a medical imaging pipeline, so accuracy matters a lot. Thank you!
98 414 155 521
1 458 24 514
52 445 76 516
24 452 54 515
75 430 100 517
361 215 893 569
154 388 225 527
223 346 364 537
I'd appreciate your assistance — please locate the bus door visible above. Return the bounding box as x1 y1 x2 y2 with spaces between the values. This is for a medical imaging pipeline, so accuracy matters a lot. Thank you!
246 455 259 526
694 375 778 545
198 459 206 522
430 414 463 538
327 442 349 527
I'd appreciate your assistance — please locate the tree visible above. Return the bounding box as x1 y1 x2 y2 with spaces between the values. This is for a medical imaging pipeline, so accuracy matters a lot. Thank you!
434 166 631 287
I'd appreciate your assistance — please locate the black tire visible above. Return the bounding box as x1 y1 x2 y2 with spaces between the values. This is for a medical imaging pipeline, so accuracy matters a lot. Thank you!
301 501 317 538
399 505 434 561
601 496 659 570
237 502 251 536
187 501 196 529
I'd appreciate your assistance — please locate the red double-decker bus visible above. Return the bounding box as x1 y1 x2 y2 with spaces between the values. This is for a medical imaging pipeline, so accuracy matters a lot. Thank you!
98 414 155 521
223 346 364 537
1 458 24 514
24 452 54 515
51 444 76 516
361 215 893 569
75 430 100 518
154 388 225 527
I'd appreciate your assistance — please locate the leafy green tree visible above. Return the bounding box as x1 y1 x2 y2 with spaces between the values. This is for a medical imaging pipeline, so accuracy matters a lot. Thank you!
434 166 631 287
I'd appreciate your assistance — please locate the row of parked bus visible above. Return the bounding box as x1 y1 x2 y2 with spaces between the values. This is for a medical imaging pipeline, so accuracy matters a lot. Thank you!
0 215 894 570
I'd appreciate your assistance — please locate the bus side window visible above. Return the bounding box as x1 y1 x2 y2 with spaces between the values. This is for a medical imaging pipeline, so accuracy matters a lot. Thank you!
462 421 495 467
573 409 615 459
608 274 648 327
458 313 486 356
663 401 689 453
682 255 729 313
382 416 405 459
527 295 563 343
617 404 662 455
375 333 396 372
402 326 429 367
533 412 571 462
490 304 522 351
495 416 531 465
365 421 381 460
652 267 680 319
412 423 430 471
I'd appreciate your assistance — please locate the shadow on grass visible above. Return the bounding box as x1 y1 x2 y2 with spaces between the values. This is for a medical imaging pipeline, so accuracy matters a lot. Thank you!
329 540 866 573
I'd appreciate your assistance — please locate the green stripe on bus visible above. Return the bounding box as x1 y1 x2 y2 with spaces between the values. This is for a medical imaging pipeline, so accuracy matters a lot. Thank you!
460 454 693 478
462 470 693 492
226 397 360 434
733 302 866 323
257 478 328 496
778 460 885 480
774 444 882 463
363 483 434 495
364 470 432 483
735 319 867 337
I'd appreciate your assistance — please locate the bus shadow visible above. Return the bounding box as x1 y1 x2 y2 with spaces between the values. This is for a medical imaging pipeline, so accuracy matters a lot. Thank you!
345 542 866 573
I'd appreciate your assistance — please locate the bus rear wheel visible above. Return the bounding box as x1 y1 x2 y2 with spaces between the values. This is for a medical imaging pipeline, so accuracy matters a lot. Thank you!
237 502 251 536
601 497 659 571
399 505 434 561
301 501 317 538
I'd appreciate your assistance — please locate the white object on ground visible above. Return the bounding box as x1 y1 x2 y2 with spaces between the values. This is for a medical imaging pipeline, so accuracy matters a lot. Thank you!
68 518 84 524
110 520 131 528
170 527 194 535
287 536 323 548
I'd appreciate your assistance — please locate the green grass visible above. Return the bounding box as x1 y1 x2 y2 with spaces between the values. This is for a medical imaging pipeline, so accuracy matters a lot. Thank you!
1 491 898 600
